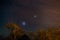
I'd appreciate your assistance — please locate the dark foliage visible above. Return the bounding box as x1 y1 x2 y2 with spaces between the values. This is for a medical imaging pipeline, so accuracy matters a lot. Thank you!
17 34 30 40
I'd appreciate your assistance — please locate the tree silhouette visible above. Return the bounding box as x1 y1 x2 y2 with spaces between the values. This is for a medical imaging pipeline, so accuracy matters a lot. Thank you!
4 23 24 40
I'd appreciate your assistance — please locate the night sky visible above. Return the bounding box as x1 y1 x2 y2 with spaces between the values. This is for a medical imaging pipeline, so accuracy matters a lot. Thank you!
0 0 60 37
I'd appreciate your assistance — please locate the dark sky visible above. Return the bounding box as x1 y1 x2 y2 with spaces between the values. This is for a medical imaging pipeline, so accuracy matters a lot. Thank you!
0 0 60 37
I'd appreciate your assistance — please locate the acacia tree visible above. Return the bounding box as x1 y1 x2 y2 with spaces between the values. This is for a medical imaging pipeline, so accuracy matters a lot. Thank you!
53 27 60 40
45 27 58 40
37 29 50 40
4 23 24 40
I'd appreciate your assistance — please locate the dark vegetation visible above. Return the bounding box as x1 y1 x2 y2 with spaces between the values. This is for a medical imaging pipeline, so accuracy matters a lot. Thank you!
0 23 60 40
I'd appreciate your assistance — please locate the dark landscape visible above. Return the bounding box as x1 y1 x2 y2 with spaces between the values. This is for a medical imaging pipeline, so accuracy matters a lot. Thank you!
0 0 60 40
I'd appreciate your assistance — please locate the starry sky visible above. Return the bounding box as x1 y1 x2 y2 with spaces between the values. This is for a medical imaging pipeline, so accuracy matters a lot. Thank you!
0 0 60 37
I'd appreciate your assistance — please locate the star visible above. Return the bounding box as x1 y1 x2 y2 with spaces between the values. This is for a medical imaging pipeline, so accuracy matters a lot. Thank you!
33 15 37 18
22 21 26 26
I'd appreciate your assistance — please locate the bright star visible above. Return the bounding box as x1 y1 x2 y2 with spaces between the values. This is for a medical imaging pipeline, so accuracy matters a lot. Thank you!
22 21 26 26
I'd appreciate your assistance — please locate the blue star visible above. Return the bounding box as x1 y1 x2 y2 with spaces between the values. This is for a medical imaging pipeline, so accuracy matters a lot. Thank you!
22 21 26 26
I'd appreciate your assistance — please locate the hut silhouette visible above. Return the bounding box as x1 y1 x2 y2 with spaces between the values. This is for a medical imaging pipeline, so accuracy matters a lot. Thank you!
17 34 30 40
